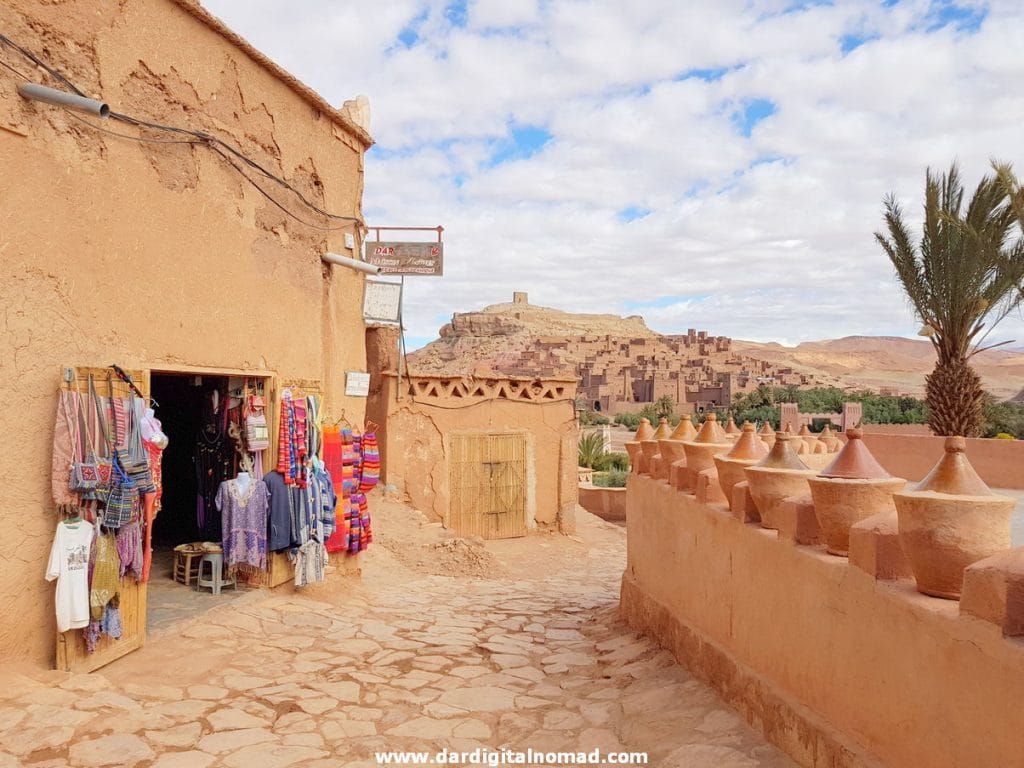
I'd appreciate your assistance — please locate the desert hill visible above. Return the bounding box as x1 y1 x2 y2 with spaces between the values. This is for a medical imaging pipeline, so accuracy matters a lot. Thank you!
733 336 1024 400
409 298 1024 400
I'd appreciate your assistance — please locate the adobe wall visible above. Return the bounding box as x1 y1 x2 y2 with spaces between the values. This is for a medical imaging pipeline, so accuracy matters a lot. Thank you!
858 424 933 436
578 485 627 522
370 374 578 533
0 0 369 666
621 476 1024 768
860 434 1024 489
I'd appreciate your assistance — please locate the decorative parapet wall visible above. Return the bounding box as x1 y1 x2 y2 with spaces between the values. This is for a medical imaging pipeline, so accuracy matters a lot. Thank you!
621 474 1024 768
402 375 574 405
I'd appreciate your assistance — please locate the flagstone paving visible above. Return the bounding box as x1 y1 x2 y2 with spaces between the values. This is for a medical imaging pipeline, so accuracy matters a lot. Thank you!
0 510 794 767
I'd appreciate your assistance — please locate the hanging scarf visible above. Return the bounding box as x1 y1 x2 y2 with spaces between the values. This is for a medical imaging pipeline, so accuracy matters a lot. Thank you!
359 431 380 493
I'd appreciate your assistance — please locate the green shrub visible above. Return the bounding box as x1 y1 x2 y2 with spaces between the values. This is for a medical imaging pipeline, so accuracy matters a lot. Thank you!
592 451 629 471
593 469 629 488
994 432 1015 440
614 413 642 431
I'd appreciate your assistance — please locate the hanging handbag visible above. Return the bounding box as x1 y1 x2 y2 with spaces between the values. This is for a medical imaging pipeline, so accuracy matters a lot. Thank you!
126 397 156 494
244 393 270 451
89 374 113 500
68 387 100 493
107 372 153 491
103 456 137 529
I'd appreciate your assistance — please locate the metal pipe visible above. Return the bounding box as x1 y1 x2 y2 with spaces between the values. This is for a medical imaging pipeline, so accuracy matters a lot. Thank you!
18 83 109 118
321 252 381 275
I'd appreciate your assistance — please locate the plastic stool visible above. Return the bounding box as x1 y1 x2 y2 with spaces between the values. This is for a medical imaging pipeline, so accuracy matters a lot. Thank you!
196 553 236 595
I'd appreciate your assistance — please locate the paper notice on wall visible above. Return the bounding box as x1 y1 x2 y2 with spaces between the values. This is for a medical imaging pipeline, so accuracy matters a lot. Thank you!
345 372 370 397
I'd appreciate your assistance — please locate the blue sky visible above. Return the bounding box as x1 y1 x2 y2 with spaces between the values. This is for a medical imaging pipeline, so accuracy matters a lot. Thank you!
203 0 1024 349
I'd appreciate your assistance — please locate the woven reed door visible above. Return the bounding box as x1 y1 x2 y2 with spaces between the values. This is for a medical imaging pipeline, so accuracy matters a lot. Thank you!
56 366 149 673
449 432 528 539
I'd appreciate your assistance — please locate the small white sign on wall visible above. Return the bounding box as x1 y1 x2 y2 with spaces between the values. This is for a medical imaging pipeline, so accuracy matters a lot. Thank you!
345 371 370 397
363 280 403 323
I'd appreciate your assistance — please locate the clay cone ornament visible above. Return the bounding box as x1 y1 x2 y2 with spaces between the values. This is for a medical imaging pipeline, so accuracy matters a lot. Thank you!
624 441 641 474
625 418 652 474
819 424 841 453
634 418 655 442
640 418 670 477
725 417 741 436
893 437 1015 599
820 428 889 479
670 415 697 441
695 413 728 443
808 429 906 556
758 421 776 449
681 414 731 493
798 423 819 453
744 434 815 528
714 422 770 511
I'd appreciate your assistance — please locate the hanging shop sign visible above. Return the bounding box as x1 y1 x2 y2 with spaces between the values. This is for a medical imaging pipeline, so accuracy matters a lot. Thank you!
364 241 444 276
363 280 403 324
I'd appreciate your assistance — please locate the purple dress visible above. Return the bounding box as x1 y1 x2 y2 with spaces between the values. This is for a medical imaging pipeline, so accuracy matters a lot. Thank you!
216 479 269 571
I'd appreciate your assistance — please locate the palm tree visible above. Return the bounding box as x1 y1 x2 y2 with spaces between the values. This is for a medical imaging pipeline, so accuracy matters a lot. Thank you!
875 163 1024 436
654 395 675 421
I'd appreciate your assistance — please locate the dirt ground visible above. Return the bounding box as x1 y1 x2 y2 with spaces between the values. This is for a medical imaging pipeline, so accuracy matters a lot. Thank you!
0 493 794 768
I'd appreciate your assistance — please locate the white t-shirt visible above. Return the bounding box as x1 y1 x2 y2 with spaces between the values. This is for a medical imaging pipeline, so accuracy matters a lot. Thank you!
45 521 95 632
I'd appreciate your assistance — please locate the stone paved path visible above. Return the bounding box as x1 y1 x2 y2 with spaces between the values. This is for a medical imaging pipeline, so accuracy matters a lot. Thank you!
0 509 794 767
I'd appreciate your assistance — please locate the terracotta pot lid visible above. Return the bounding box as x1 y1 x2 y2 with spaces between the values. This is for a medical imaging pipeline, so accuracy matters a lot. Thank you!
798 424 812 436
670 415 698 441
783 423 793 434
754 433 809 470
634 418 654 441
694 413 729 444
725 417 741 435
653 417 672 440
914 436 993 495
725 422 769 460
820 428 890 479
820 425 835 439
758 422 775 436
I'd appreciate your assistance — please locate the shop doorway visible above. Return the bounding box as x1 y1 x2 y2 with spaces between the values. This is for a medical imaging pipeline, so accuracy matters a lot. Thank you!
146 371 258 634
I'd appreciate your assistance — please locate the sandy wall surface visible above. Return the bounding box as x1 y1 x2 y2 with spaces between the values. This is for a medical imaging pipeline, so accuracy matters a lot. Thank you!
0 0 368 667
370 376 578 532
622 476 1024 768
860 433 1024 489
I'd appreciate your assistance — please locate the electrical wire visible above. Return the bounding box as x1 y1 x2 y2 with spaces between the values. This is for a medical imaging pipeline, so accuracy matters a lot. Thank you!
0 33 84 96
0 53 30 81
64 109 204 145
0 31 364 228
210 144 357 232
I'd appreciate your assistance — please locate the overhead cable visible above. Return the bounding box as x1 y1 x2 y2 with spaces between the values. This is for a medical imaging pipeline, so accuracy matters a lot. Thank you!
0 32 363 227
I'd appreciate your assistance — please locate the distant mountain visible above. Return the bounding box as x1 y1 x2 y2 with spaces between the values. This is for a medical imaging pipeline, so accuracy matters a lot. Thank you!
733 336 1024 400
409 299 1024 400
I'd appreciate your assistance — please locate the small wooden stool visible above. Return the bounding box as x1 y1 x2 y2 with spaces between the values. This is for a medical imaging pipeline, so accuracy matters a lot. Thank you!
173 548 203 585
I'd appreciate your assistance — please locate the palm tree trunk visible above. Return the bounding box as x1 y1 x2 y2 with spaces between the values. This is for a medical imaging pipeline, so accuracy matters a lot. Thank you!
925 358 984 436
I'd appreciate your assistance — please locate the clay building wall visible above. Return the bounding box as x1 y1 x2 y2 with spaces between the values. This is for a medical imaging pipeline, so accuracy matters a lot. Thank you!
0 0 371 666
622 476 1024 768
367 374 579 535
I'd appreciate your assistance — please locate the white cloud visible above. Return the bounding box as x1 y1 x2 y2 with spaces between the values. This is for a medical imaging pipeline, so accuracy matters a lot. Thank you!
200 0 1024 349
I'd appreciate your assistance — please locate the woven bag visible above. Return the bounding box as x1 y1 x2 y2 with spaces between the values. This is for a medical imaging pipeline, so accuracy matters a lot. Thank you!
90 529 121 621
